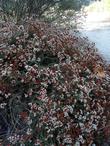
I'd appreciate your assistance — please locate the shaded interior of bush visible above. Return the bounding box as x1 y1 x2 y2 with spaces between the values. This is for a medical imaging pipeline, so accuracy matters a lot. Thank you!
0 111 9 139
36 51 59 66
0 99 29 142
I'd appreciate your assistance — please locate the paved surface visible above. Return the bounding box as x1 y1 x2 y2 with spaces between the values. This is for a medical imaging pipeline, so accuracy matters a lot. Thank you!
80 11 110 64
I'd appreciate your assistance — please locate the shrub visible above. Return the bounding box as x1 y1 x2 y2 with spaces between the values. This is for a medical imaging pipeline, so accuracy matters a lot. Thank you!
0 21 110 145
0 0 90 22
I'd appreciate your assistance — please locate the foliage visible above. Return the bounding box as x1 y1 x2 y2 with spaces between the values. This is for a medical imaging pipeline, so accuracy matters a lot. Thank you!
0 0 90 23
0 20 110 145
42 7 87 28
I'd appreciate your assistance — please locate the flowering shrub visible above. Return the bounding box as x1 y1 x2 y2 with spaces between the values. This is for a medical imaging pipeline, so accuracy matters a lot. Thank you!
0 21 110 146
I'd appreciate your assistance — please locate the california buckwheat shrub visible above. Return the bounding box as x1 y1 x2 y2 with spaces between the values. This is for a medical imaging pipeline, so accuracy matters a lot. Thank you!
0 21 110 146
